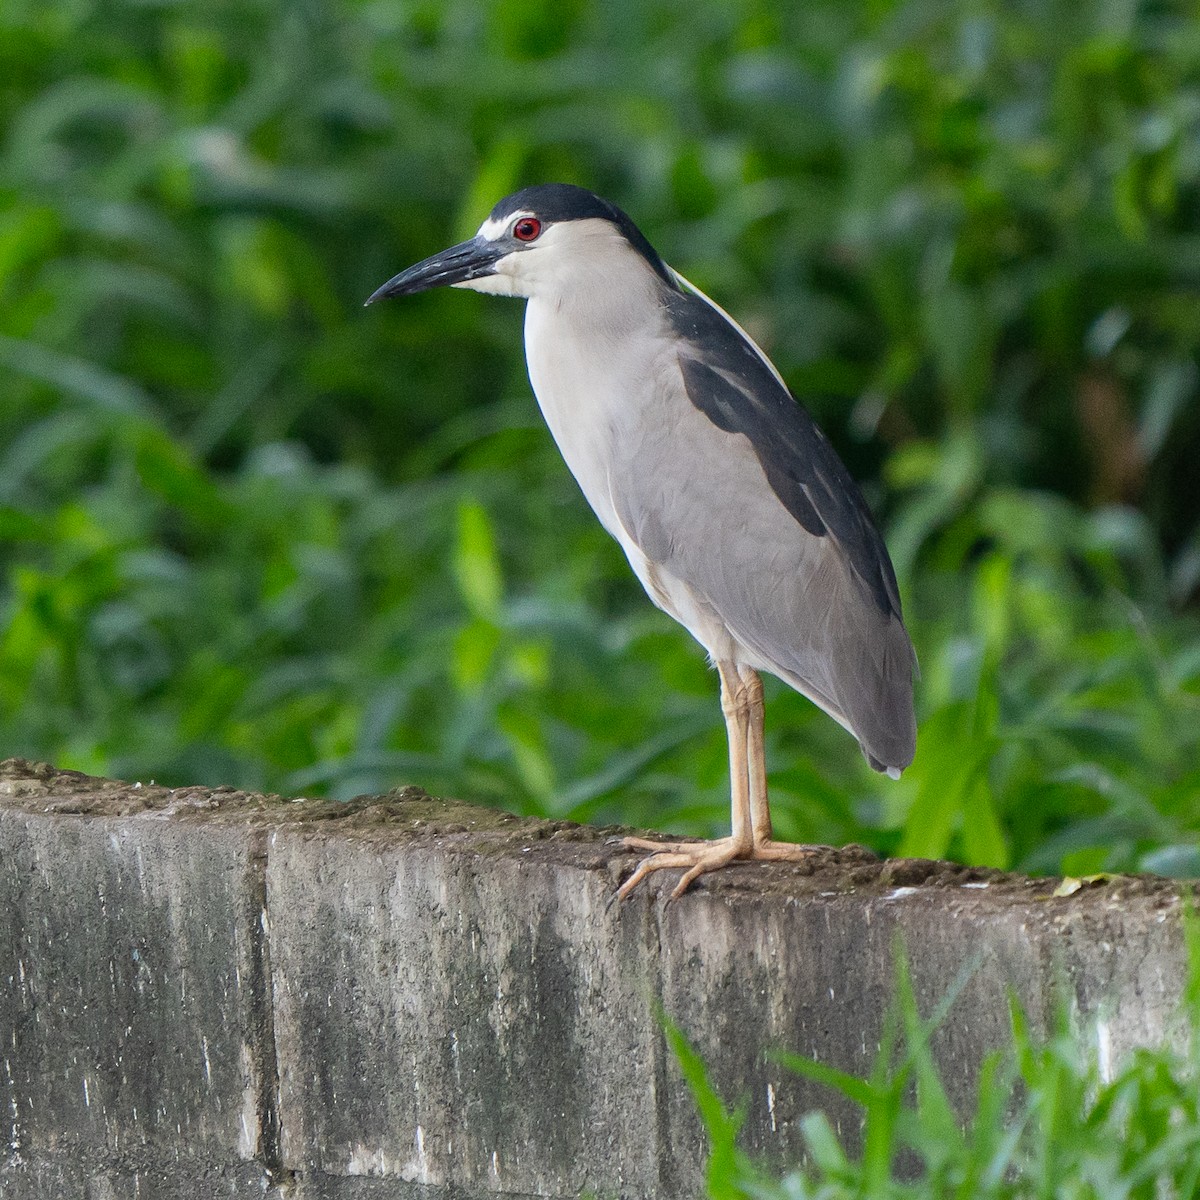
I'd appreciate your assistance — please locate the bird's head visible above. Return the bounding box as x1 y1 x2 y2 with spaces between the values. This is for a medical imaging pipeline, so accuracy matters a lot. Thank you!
365 183 672 307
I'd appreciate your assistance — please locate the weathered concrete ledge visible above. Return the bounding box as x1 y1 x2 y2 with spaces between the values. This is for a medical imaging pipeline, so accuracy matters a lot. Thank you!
0 758 1191 1199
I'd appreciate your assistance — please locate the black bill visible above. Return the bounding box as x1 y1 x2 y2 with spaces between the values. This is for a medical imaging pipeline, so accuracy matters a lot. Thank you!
364 236 505 305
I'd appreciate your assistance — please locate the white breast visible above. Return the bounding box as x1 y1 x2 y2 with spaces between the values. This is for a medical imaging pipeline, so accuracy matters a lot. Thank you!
523 295 648 535
522 292 747 665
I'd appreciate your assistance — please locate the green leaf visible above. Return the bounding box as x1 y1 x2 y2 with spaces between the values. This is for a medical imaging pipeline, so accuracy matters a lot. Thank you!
661 1012 760 1199
453 499 504 622
497 705 555 801
452 617 501 690
769 1051 876 1110
897 703 995 861
958 773 1009 869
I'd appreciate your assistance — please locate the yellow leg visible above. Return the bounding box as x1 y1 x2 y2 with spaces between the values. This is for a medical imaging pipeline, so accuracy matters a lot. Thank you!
742 666 771 844
617 664 820 899
743 666 824 863
617 661 753 900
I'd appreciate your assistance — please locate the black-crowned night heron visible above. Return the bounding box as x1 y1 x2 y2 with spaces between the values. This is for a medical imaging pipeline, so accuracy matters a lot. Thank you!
368 184 917 900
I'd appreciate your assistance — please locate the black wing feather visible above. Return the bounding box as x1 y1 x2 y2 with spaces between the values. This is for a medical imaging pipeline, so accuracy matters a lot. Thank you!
665 288 903 621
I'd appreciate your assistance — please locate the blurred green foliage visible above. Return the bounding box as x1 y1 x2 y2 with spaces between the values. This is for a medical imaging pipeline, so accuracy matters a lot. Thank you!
2 0 1199 874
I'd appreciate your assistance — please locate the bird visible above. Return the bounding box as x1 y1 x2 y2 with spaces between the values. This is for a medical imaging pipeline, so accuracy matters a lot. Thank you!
367 183 917 900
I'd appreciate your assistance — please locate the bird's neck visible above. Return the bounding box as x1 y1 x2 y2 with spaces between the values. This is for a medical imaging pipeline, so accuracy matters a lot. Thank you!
526 268 670 346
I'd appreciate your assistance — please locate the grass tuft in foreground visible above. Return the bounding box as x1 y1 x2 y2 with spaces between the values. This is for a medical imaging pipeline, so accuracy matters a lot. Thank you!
672 925 1200 1198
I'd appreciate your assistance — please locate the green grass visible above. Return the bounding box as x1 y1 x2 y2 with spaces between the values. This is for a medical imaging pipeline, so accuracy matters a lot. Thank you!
673 927 1200 1198
1 0 1199 875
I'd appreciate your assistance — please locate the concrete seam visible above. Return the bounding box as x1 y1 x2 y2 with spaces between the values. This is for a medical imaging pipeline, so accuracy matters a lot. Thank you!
247 828 291 1188
649 896 673 1195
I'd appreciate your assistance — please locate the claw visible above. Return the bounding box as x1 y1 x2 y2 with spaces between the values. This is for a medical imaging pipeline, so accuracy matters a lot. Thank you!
612 835 821 902
614 834 751 902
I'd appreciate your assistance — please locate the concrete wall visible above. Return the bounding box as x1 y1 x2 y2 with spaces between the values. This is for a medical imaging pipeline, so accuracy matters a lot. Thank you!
0 758 1189 1199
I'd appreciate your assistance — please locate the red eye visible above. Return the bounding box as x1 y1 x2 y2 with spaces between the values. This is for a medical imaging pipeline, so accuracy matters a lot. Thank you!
513 217 542 242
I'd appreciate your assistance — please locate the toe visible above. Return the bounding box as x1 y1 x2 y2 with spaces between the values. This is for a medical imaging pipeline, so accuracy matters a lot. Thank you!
615 851 691 901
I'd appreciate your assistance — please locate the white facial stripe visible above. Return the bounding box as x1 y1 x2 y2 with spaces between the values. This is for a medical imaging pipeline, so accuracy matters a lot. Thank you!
478 211 534 241
453 274 522 296
451 251 530 297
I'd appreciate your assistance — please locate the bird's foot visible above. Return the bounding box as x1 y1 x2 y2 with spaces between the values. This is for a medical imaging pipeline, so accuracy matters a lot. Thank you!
615 835 822 902
745 839 824 863
616 835 749 902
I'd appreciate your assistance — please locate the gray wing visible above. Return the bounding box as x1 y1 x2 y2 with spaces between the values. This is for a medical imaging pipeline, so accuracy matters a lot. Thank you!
612 285 917 773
